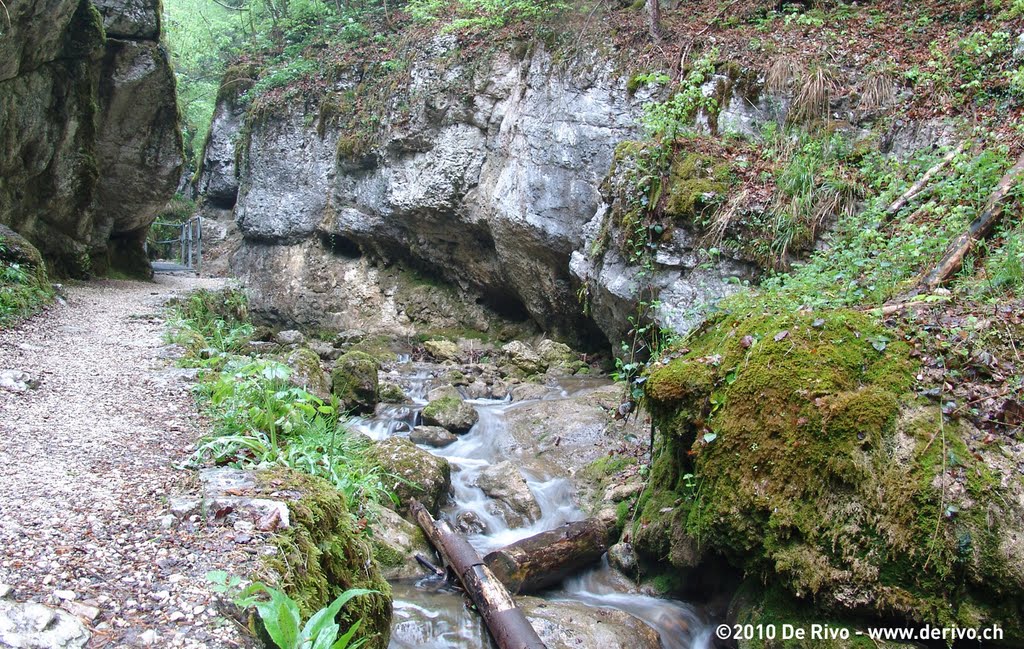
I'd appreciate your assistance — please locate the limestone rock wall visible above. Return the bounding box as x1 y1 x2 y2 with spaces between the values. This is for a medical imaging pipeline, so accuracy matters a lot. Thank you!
0 0 182 277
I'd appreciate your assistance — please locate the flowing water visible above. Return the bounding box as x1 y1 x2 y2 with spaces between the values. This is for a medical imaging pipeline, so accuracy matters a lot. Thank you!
353 359 713 649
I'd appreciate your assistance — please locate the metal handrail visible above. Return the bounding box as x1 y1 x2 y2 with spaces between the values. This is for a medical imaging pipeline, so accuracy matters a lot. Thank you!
149 216 203 275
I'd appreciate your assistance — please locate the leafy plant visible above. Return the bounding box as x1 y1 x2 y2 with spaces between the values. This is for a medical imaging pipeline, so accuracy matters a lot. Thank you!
208 571 375 649
0 236 52 328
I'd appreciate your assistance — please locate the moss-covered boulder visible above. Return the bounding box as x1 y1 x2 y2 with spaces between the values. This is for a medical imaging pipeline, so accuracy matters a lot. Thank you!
378 381 406 403
728 581 915 649
257 469 392 649
661 152 731 222
366 503 437 581
369 437 451 515
500 341 546 376
285 347 330 399
637 309 1024 637
331 351 379 414
423 339 461 362
537 339 583 374
421 395 478 434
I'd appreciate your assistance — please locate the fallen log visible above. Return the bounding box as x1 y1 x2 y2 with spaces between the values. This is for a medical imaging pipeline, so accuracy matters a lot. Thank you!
483 519 610 594
921 152 1024 290
883 140 969 221
410 500 546 649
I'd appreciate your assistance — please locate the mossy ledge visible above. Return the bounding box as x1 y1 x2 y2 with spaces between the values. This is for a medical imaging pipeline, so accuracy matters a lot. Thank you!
256 468 392 649
636 309 1024 638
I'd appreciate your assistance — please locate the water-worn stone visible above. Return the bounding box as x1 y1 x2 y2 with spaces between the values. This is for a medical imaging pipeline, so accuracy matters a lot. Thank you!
501 341 546 376
607 542 638 574
409 426 458 448
378 382 407 403
422 340 461 362
0 599 90 649
518 597 660 649
285 347 330 399
370 437 451 515
366 503 437 581
421 396 478 434
331 351 379 414
470 461 542 527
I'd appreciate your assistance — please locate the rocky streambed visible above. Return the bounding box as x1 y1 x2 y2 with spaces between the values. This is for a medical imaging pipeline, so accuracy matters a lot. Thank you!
262 328 715 648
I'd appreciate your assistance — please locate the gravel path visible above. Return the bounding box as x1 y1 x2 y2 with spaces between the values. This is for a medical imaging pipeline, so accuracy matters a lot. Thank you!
0 275 259 648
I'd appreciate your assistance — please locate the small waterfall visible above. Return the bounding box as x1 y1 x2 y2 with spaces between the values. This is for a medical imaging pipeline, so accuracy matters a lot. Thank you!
380 360 711 648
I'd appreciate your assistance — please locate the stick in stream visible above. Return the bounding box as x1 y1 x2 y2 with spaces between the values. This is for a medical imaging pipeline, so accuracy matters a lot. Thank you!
409 500 547 649
483 519 610 595
921 152 1024 290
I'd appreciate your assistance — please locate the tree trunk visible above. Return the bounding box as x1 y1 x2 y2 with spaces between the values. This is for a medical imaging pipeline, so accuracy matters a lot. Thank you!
410 500 547 649
646 0 662 42
483 519 610 594
921 152 1024 290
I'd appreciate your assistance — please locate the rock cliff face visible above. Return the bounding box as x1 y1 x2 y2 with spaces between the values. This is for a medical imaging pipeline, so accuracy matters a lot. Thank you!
199 40 799 346
201 44 652 345
0 0 182 277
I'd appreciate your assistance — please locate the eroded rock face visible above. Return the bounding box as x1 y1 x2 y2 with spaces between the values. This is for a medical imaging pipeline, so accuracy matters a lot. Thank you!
223 45 643 345
0 0 182 277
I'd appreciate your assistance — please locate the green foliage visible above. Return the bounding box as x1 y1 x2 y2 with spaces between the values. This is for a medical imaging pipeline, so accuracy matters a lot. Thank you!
167 288 253 360
641 49 719 141
407 0 567 30
166 289 395 509
208 571 375 649
194 357 396 507
725 142 1016 311
0 237 52 328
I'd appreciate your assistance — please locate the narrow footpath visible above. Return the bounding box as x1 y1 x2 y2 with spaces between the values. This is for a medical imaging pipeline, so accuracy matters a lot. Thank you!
0 275 257 648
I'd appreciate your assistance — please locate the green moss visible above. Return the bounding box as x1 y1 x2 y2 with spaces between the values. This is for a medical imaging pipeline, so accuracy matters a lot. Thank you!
637 308 1023 633
421 396 460 421
62 0 105 59
582 454 637 480
331 351 380 414
663 152 732 223
258 469 391 649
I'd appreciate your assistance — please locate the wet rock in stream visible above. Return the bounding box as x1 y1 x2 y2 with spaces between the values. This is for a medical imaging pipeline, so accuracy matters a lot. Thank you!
370 437 451 515
421 395 478 434
469 461 542 527
518 597 661 649
409 425 458 448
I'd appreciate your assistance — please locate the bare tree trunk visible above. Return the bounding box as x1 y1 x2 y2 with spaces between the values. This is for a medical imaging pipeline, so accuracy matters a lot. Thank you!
646 0 662 42
483 520 610 594
410 500 547 649
883 140 969 222
921 152 1024 290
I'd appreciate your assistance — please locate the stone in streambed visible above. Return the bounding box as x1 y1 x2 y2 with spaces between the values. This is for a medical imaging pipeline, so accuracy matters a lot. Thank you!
409 426 458 448
274 329 305 345
369 437 450 515
500 341 546 375
518 597 661 649
421 396 477 434
331 351 379 414
469 461 541 527
366 503 437 581
378 381 406 403
422 339 461 362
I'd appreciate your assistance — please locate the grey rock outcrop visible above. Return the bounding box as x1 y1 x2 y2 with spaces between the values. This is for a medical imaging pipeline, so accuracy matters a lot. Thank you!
0 0 182 277
224 44 647 345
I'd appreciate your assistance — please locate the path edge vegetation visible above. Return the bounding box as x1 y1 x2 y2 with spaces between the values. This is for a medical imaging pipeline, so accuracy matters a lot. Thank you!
165 288 395 649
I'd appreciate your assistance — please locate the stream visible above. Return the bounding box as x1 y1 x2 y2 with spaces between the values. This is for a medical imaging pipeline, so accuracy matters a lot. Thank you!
350 359 713 649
